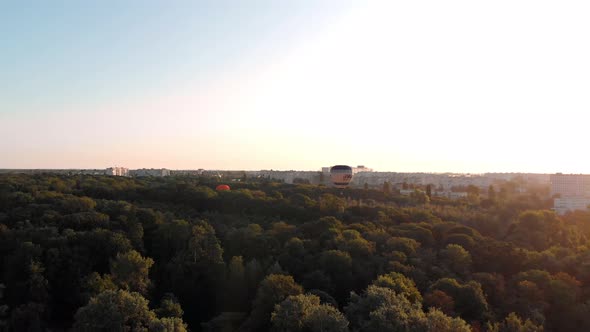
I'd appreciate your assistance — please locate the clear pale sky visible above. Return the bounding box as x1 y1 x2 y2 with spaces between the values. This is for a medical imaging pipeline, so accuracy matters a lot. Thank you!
1 1 589 173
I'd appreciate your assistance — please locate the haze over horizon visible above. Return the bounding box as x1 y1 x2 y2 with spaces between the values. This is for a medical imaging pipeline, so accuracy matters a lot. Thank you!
2 1 589 174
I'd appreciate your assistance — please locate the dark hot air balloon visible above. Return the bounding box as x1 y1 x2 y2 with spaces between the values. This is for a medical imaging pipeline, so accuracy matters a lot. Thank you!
330 165 353 188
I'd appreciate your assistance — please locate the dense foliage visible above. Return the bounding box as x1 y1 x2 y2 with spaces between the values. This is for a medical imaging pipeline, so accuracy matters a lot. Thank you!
0 174 589 331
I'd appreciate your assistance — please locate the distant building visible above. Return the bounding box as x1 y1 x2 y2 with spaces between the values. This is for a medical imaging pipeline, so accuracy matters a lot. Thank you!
400 189 415 196
321 165 373 175
263 170 319 184
554 197 590 215
433 191 468 199
105 167 129 176
551 173 590 214
130 168 171 177
171 169 205 176
353 165 373 174
550 173 590 197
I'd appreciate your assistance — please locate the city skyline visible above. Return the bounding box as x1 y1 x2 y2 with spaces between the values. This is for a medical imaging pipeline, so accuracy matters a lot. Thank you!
1 165 589 175
2 1 590 173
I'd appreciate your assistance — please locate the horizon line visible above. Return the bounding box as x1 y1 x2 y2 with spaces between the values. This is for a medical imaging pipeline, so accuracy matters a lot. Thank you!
0 168 576 175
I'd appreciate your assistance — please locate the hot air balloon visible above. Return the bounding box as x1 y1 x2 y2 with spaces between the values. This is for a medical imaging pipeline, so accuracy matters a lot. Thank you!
330 165 353 188
216 184 231 191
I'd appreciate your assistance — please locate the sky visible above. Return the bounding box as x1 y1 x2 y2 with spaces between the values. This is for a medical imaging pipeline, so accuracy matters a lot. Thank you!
1 0 590 173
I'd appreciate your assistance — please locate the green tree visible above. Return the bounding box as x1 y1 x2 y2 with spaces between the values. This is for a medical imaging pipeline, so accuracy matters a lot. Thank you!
149 317 188 332
188 221 224 265
384 237 421 256
346 285 469 332
440 244 472 277
472 272 506 309
487 312 543 332
423 290 455 316
245 258 265 301
73 290 158 331
466 185 480 197
224 256 249 312
158 220 225 328
278 237 307 279
345 285 421 331
423 307 471 332
0 284 7 331
82 272 117 301
9 302 45 332
26 260 49 303
429 278 488 322
488 185 497 201
341 236 375 258
271 293 349 332
320 250 352 275
110 250 154 295
156 293 184 319
383 182 391 194
319 250 353 303
507 210 568 251
426 184 432 199
59 195 97 214
305 304 349 332
271 294 319 332
240 274 303 332
410 190 429 205
371 272 422 303
290 194 316 209
319 194 346 215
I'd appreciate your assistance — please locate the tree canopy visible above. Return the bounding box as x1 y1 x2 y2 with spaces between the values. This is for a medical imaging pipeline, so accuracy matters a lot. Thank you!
0 173 588 331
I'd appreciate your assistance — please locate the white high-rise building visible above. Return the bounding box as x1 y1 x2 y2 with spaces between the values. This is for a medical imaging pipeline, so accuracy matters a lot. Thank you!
551 174 590 214
105 167 129 176
550 174 590 197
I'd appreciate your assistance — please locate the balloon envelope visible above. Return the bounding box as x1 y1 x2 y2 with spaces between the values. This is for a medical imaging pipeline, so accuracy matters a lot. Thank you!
216 184 231 191
330 165 353 188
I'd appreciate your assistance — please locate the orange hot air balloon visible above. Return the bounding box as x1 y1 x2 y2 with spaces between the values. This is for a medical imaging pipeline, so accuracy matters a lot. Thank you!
216 184 231 191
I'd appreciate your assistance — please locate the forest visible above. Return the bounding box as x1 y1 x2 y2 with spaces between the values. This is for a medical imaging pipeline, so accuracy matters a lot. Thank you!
0 173 589 331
